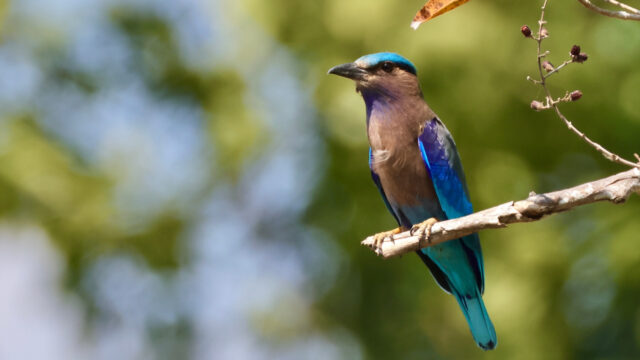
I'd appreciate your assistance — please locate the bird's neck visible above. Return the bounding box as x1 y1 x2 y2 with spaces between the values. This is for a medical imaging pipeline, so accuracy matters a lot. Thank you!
362 88 422 120
362 89 393 124
362 88 432 152
359 74 427 120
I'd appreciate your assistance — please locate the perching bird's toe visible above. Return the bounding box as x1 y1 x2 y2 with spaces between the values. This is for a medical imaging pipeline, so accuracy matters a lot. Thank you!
371 227 401 254
410 217 438 249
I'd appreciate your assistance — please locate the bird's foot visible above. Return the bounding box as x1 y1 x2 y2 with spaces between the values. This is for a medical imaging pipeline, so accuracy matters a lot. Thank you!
371 227 401 255
410 217 438 250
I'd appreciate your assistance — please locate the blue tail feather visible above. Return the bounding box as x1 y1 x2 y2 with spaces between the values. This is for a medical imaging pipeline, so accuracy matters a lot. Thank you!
454 289 497 350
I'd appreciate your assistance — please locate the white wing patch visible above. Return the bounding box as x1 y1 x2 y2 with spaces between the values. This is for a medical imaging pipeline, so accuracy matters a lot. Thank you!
371 149 391 164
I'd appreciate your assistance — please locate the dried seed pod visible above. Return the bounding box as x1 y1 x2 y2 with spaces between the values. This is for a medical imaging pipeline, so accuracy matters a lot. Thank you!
521 25 532 38
575 52 588 63
531 100 545 111
570 90 583 101
570 45 581 57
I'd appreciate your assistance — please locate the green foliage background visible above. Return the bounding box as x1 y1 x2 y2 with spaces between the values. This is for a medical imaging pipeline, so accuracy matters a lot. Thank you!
0 0 639 359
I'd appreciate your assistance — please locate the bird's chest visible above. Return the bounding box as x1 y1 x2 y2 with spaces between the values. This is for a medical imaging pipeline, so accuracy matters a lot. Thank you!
369 130 437 208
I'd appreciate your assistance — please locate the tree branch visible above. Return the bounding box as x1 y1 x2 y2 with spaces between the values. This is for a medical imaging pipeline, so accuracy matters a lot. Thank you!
604 0 640 14
577 0 640 20
361 168 640 258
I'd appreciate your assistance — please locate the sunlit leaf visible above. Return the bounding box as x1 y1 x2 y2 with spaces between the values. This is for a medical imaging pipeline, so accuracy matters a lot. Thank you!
411 0 471 29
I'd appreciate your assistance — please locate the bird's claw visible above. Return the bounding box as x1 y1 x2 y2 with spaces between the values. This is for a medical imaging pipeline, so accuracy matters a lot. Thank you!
371 227 401 255
410 217 438 250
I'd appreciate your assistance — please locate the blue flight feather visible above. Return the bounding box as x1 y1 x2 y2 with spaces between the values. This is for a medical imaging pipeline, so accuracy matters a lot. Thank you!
417 118 472 218
418 117 485 291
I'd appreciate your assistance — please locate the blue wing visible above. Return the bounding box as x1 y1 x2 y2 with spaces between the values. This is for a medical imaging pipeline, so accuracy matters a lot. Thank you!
417 117 485 292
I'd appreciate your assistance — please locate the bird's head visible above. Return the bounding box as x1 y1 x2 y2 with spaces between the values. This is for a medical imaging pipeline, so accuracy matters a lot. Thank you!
328 52 419 97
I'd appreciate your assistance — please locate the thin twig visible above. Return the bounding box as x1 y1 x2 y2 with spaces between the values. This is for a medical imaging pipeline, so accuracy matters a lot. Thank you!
549 106 640 167
577 0 640 20
362 168 640 258
543 59 573 79
535 0 549 106
526 75 542 85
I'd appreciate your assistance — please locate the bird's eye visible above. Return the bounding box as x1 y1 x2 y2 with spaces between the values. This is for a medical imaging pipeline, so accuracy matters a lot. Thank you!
381 61 394 73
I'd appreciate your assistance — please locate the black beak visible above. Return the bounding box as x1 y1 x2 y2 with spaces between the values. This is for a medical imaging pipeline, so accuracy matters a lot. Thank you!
327 62 368 81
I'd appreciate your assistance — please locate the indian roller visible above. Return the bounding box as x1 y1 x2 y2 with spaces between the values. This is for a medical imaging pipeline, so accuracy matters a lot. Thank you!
328 52 497 350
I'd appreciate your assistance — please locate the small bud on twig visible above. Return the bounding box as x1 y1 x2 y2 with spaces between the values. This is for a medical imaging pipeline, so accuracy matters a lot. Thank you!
531 100 545 111
570 45 581 57
570 90 583 101
542 61 554 72
540 27 549 38
521 25 532 38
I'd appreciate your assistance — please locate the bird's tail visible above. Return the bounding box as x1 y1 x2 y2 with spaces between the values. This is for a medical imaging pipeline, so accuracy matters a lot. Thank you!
453 289 497 350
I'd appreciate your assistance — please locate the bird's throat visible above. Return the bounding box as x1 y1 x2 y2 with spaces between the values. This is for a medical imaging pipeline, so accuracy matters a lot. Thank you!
360 89 397 125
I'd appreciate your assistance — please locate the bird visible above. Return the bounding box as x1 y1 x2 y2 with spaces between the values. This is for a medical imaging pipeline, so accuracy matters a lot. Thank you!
328 52 497 350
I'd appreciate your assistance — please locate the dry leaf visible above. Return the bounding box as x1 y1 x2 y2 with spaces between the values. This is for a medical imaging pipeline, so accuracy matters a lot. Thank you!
411 0 471 29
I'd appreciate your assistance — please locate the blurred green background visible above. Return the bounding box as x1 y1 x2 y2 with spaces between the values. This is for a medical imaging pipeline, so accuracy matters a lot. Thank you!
0 0 639 359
